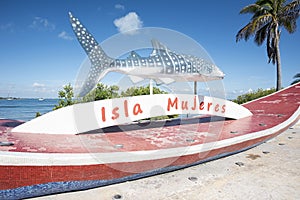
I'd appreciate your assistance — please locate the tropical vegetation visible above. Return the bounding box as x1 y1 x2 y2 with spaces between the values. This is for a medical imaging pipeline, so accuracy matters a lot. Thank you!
233 88 276 104
53 83 168 107
291 73 300 84
82 83 119 102
120 85 167 97
236 0 300 91
35 112 41 117
53 83 75 110
52 83 176 120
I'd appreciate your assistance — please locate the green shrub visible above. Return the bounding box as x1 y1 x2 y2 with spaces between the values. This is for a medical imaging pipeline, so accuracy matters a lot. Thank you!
53 83 75 110
233 88 276 104
120 85 167 97
82 83 119 102
35 112 41 118
53 83 177 119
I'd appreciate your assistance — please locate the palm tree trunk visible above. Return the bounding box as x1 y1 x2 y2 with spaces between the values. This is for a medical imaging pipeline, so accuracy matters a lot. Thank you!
275 27 282 91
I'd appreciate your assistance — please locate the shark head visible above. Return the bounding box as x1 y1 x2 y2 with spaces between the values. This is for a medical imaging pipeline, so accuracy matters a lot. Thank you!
181 54 225 78
69 12 225 97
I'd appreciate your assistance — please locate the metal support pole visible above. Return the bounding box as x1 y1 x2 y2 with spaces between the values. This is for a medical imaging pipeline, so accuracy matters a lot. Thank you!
150 79 153 95
194 81 197 95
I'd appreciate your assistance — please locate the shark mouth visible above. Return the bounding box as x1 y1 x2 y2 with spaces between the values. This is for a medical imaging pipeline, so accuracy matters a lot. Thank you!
69 12 225 97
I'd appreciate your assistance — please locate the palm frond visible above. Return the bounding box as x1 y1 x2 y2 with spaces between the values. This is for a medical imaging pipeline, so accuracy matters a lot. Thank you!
257 0 278 13
281 0 300 12
291 79 300 85
279 0 300 33
252 14 273 31
236 22 256 42
254 23 270 45
240 4 261 14
252 2 273 19
282 19 297 33
256 0 275 5
236 13 273 43
256 0 274 11
293 73 300 78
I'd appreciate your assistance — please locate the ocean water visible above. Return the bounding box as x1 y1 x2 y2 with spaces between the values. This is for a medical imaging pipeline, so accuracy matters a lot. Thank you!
0 99 59 121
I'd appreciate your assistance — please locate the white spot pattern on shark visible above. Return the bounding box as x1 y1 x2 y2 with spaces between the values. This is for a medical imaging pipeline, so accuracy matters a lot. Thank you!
69 12 225 97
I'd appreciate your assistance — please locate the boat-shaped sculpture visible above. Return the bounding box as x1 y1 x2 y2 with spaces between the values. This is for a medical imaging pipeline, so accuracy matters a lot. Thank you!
0 12 299 199
1 83 299 199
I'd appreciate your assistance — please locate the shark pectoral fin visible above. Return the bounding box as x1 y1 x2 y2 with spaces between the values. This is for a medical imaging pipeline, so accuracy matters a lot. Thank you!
153 77 174 85
159 77 175 85
128 75 145 83
153 79 163 85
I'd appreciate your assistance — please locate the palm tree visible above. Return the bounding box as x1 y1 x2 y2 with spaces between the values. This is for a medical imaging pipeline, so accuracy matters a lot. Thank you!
291 73 300 84
236 0 300 91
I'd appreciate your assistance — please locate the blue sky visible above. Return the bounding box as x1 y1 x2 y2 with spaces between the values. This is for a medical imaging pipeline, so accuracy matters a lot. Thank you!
0 0 299 99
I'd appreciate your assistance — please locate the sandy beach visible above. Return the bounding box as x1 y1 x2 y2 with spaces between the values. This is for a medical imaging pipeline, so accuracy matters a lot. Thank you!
31 120 300 200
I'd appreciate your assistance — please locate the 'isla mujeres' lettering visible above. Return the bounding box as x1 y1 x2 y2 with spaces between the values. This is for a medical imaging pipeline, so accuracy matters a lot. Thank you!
167 96 226 114
133 103 143 115
167 97 178 111
101 100 144 122
11 94 251 134
112 107 119 120
99 95 228 126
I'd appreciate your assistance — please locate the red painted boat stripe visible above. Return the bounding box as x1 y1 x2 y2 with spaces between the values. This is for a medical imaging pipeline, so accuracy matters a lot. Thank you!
1 107 299 166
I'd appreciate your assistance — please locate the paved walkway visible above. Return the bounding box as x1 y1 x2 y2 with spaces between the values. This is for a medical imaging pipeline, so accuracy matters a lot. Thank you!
33 120 300 200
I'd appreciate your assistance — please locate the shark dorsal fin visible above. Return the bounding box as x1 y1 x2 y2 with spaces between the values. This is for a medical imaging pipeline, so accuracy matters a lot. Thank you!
128 51 142 59
151 39 171 56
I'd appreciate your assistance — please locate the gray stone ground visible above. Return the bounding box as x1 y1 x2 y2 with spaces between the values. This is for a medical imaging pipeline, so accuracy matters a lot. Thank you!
33 121 300 200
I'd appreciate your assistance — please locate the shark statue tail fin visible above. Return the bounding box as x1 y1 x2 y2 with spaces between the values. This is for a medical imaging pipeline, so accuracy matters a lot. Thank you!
69 12 112 65
69 12 114 97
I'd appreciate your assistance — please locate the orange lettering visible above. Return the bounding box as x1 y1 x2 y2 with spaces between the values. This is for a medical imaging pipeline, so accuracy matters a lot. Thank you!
133 104 143 115
101 107 106 122
112 107 119 120
199 102 204 110
221 105 226 113
207 102 213 111
191 96 197 110
181 101 188 110
124 100 129 117
167 97 178 111
214 104 219 112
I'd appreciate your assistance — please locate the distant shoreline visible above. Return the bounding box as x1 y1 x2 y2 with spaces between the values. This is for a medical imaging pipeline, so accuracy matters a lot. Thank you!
0 98 59 121
0 97 59 100
0 97 21 100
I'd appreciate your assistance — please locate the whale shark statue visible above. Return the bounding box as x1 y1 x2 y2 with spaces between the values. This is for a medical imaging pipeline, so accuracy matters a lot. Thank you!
69 12 225 97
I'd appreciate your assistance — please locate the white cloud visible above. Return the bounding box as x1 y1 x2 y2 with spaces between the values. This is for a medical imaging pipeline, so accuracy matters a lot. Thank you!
0 23 14 32
115 4 125 10
58 31 73 40
29 17 55 31
33 82 45 88
113 12 143 35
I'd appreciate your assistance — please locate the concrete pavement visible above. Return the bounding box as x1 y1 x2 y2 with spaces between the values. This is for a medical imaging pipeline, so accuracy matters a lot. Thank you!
33 120 300 200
